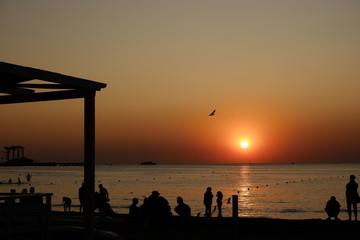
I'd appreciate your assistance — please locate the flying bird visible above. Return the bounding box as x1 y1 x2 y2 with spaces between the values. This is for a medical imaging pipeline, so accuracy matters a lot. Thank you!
209 110 216 116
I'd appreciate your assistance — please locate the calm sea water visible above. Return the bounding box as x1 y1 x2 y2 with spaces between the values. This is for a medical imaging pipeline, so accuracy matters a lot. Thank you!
0 164 359 219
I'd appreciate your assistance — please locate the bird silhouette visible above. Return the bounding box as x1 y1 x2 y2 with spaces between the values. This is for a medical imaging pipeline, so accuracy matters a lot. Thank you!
209 110 216 116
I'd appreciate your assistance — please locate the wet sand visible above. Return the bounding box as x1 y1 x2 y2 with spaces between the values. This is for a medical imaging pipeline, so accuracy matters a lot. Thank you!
51 211 360 240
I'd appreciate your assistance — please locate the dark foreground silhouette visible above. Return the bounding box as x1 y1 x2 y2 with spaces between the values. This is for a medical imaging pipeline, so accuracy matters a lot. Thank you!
50 211 360 240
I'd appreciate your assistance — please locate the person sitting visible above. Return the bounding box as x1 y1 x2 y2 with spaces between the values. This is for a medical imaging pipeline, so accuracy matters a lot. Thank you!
143 190 172 222
325 196 341 220
62 197 72 212
175 197 191 224
175 197 191 217
94 191 116 216
129 198 140 218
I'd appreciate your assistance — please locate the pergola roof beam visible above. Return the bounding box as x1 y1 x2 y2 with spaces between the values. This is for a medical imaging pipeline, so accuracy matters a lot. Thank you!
17 83 75 89
0 89 91 104
0 86 35 95
0 62 106 91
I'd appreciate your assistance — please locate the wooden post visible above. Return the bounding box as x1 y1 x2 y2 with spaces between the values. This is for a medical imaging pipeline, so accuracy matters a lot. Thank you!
232 195 239 240
45 195 52 240
5 198 14 240
84 91 96 240
232 195 238 218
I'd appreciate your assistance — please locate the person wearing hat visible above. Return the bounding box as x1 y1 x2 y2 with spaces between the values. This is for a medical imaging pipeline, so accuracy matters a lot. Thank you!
346 174 359 221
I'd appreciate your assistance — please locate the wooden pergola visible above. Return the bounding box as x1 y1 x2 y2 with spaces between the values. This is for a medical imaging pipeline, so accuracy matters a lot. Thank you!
0 61 107 239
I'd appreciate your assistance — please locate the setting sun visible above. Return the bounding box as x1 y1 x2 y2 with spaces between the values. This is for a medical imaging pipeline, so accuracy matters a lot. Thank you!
241 141 249 149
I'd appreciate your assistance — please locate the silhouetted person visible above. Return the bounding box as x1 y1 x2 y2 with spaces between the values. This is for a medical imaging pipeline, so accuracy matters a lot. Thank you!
143 190 172 222
325 196 340 220
62 197 72 212
26 173 32 182
8 178 12 184
129 198 140 218
17 177 21 184
94 191 116 216
98 184 109 203
175 197 191 220
78 183 85 213
346 174 359 221
216 191 223 216
203 187 213 216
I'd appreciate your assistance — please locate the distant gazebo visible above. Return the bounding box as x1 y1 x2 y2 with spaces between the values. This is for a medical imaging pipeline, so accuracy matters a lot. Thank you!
0 61 107 239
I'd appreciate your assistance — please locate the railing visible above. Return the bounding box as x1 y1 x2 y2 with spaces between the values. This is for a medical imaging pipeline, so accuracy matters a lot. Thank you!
0 193 53 240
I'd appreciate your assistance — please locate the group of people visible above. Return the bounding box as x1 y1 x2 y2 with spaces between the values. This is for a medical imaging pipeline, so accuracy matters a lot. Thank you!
127 187 224 222
203 187 224 217
18 186 43 204
69 174 359 221
129 190 191 223
7 173 32 185
325 174 360 221
76 183 115 215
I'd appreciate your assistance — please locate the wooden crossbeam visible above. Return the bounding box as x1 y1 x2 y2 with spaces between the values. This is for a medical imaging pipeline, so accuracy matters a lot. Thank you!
17 83 75 89
0 62 106 91
0 86 35 95
0 89 93 104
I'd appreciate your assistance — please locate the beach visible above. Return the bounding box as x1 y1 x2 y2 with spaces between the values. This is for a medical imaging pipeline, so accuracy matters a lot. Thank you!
50 211 360 240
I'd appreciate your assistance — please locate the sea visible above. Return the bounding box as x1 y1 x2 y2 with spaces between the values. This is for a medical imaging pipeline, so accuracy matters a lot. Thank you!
0 163 359 220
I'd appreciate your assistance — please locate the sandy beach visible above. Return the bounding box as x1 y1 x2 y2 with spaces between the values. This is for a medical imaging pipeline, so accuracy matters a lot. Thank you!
51 211 360 240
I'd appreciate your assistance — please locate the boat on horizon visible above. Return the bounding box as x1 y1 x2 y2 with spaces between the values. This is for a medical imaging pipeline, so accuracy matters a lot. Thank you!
140 161 157 165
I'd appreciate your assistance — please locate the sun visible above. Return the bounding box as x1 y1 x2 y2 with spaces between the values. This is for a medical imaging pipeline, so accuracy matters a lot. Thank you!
240 141 249 149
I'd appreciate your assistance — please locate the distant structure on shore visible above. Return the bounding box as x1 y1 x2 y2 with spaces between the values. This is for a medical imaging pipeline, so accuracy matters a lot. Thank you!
2 146 33 165
0 146 84 166
141 161 157 165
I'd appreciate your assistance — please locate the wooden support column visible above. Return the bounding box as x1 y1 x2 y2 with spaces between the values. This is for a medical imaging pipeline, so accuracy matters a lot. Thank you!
84 91 96 240
232 195 238 217
232 195 239 240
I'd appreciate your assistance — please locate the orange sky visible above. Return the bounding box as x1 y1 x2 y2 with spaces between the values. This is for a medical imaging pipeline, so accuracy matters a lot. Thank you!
1 1 360 164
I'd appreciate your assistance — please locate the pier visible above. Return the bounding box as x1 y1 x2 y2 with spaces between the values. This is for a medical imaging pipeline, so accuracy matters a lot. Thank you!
0 162 84 167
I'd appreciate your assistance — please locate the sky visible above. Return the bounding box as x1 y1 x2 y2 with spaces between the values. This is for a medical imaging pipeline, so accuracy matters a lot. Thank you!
1 0 360 164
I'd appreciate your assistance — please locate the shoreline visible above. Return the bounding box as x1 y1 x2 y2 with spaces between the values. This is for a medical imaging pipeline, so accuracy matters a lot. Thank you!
51 211 360 240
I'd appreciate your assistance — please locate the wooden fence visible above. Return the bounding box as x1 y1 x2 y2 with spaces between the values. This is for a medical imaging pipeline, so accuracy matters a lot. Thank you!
0 193 52 240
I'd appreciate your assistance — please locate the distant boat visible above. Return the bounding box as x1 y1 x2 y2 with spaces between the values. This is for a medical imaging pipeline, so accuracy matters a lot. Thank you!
141 161 157 165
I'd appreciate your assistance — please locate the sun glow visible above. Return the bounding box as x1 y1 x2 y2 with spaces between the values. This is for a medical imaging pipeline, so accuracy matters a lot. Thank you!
240 141 249 149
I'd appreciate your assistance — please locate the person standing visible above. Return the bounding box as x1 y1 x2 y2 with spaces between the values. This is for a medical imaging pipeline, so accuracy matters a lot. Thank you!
203 187 213 217
216 191 223 216
26 173 32 182
346 174 359 221
78 183 85 213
